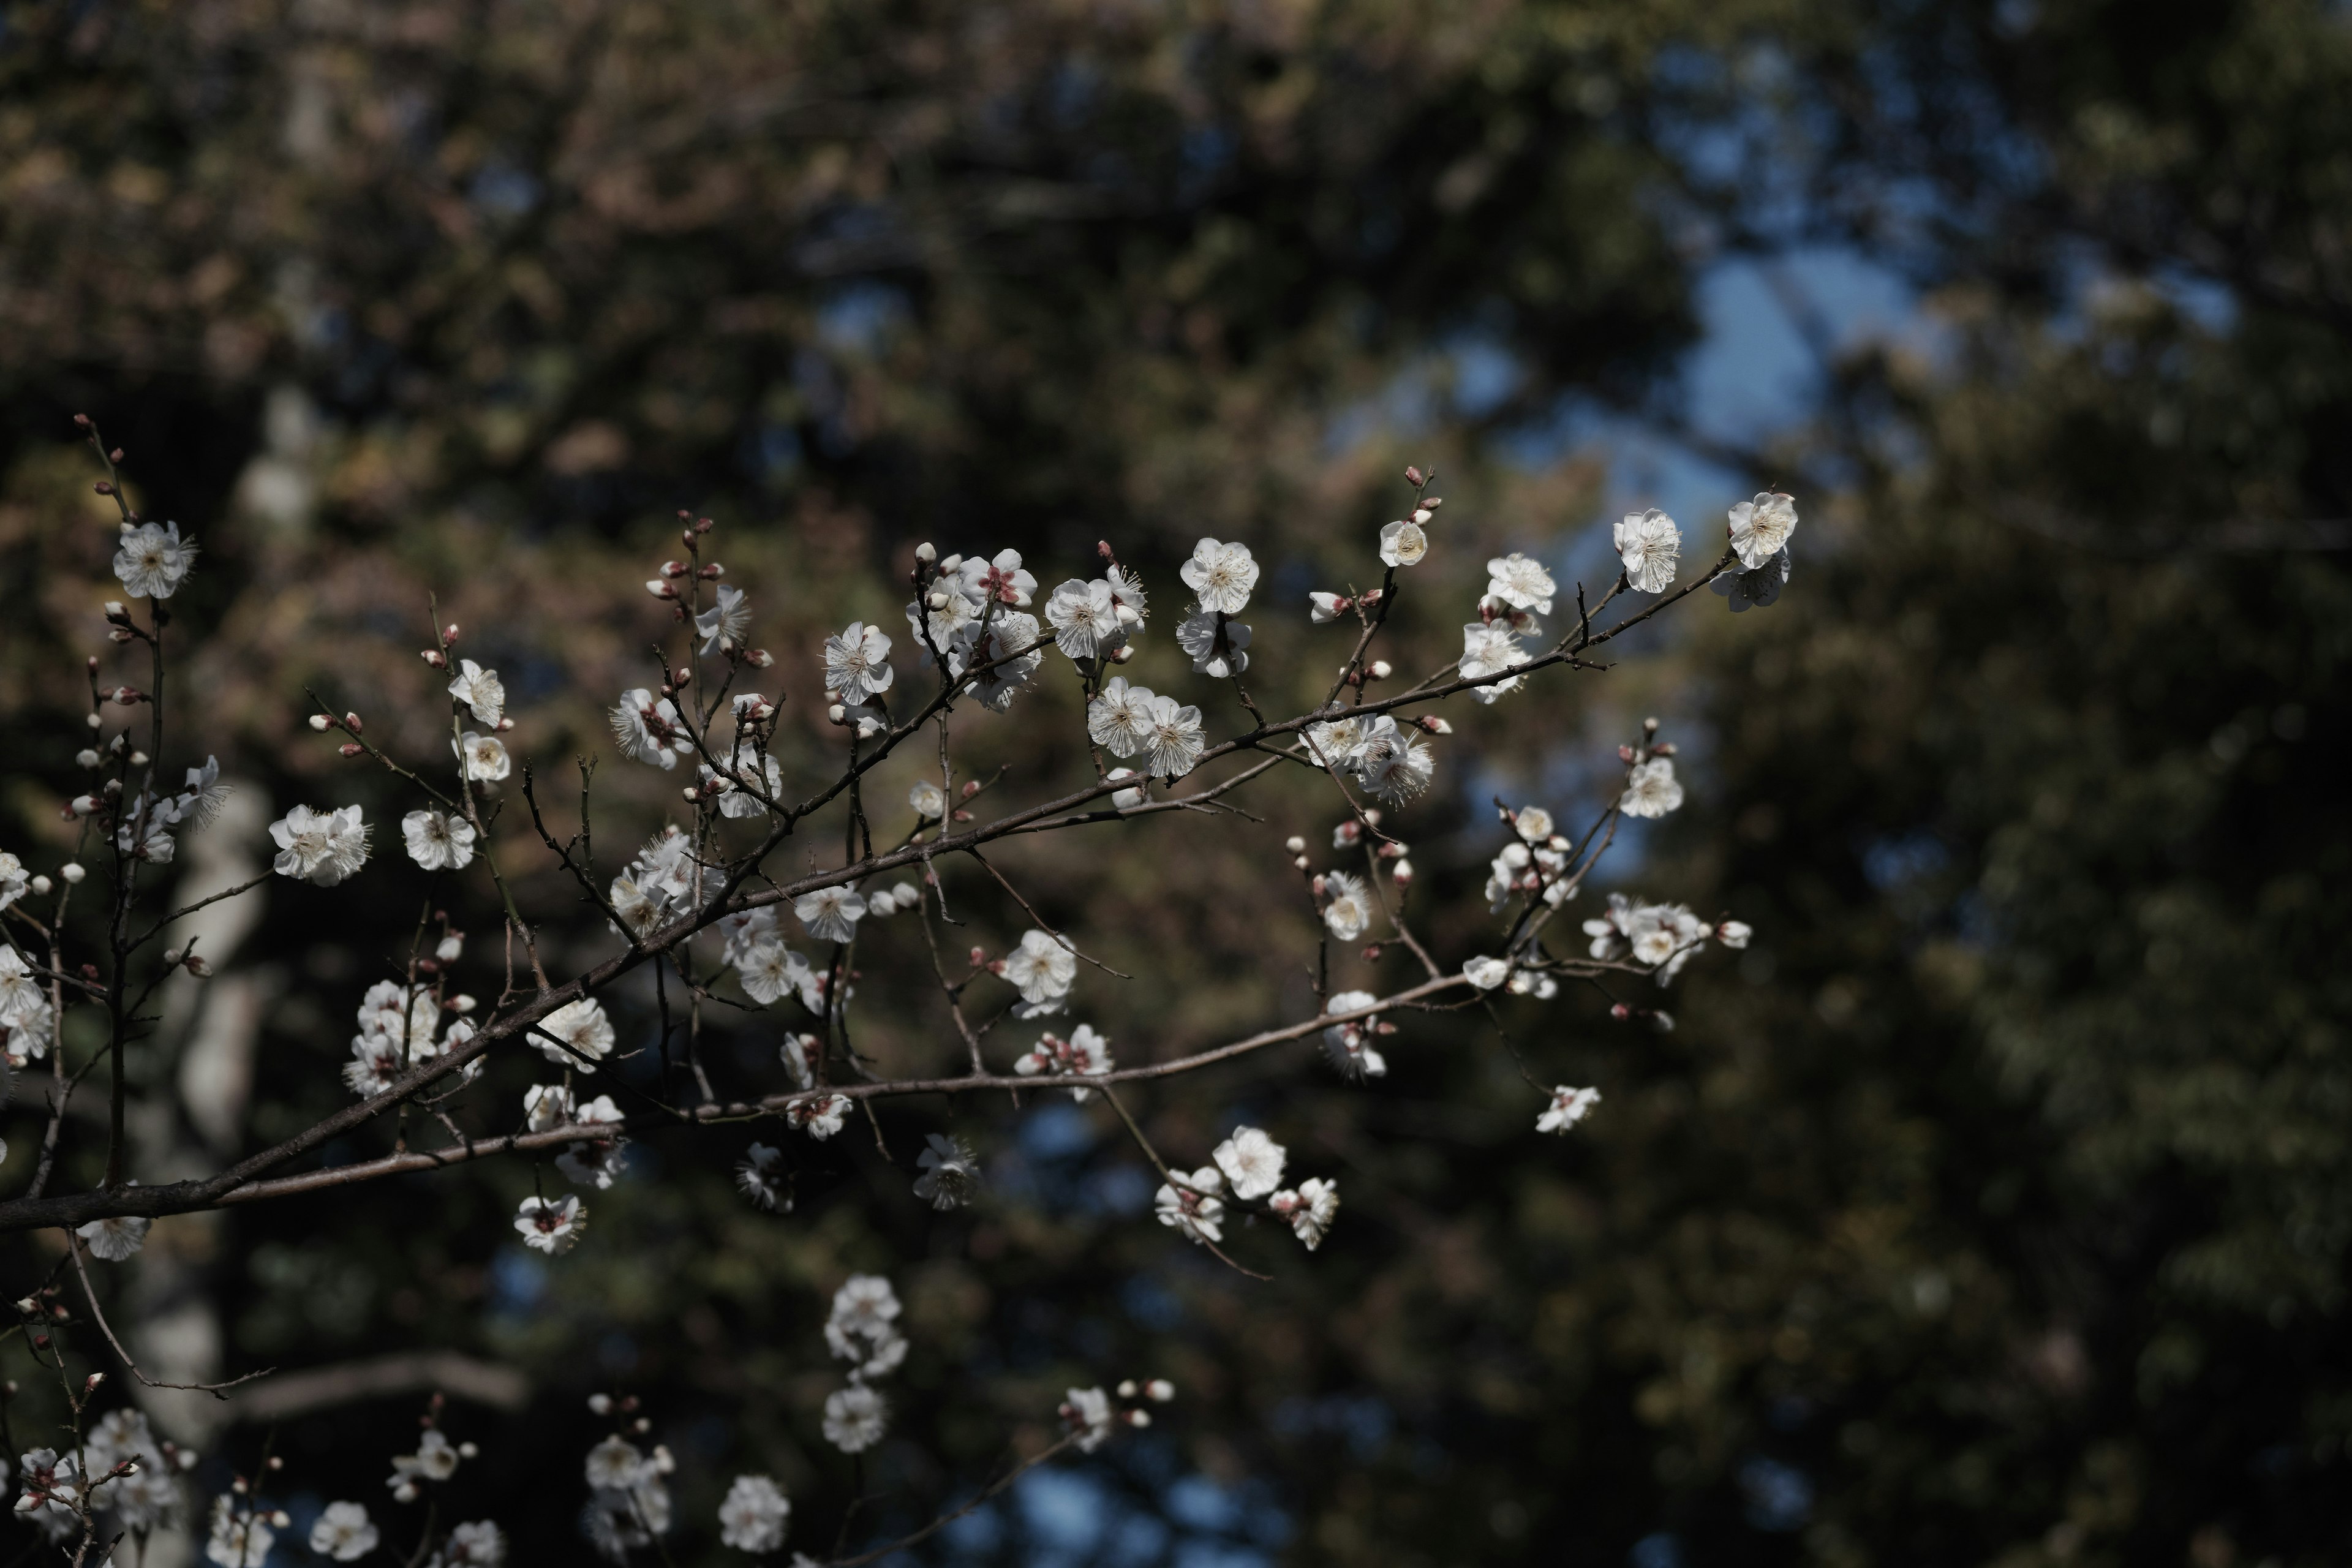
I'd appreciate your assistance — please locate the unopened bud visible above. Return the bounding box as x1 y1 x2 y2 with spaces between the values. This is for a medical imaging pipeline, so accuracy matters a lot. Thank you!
102 601 128 622
73 413 90 428
1362 809 1381 826
633 1416 650 1434
1377 840 1403 859
94 480 113 495
1617 744 1637 763
1417 715 1452 734
745 649 774 668
1311 874 1327 897
183 952 211 976
1649 741 1677 757
1610 1003 1631 1020
673 667 691 687
1284 836 1306 854
662 560 688 578
108 448 124 463
1404 465 1424 486
421 648 448 668
698 563 722 579
1147 1378 1175 1401
826 703 846 725
1643 715 1659 734
683 786 701 802
915 541 936 563
83 1373 105 1395
495 717 514 732
961 780 981 798
1110 643 1137 663
1128 1409 1152 1427
1392 859 1414 888
127 750 148 766
1368 660 1392 680
108 686 144 706
951 808 972 821
927 590 951 611
270 1510 291 1528
442 624 459 646
343 712 363 733
1292 855 1309 871
1412 507 1433 526
1360 941 1384 961
647 579 677 600
310 714 334 731
588 1393 613 1414
968 947 987 968
29 876 50 896
339 742 363 758
265 1455 284 1472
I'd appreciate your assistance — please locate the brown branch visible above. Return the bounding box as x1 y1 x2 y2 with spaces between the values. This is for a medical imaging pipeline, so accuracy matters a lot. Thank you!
66 1232 275 1399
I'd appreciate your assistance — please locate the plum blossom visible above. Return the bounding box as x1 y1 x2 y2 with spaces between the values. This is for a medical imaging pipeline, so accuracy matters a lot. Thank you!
515 1194 586 1254
1154 1166 1226 1245
823 1385 889 1453
1270 1177 1340 1250
1212 1126 1287 1200
1002 929 1077 1015
794 886 866 944
737 1143 788 1210
1308 590 1349 624
1619 758 1684 818
402 808 477 871
1458 623 1527 703
1087 677 1156 756
736 939 819 1009
535 997 616 1072
1063 1386 1117 1452
824 622 894 704
1180 538 1258 614
913 1133 981 1210
1537 1085 1601 1133
1346 717 1434 804
787 1093 850 1139
1322 870 1375 941
1378 518 1428 567
435 1521 507 1566
447 660 506 725
77 1212 150 1261
908 777 946 819
205 1495 273 1567
1014 1023 1112 1098
718 1476 791 1553
270 804 371 884
611 688 689 769
0 853 23 911
1615 507 1681 593
1712 546 1790 612
1046 578 1128 660
1321 990 1387 1078
1486 552 1556 614
1174 611 1250 677
1463 955 1511 990
1727 491 1798 569
113 519 196 599
456 732 511 782
698 584 752 655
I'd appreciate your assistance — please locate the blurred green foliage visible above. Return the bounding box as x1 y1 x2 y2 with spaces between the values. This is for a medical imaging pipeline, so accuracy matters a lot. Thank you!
0 0 2346 1564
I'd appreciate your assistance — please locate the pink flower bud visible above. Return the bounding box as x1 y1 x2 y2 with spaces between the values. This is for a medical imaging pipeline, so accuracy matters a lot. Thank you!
745 649 774 667
1610 1003 1631 1020
646 579 677 600
421 649 448 668
1392 859 1414 888
343 711 363 733
662 560 688 578
339 742 363 758
1404 464 1424 486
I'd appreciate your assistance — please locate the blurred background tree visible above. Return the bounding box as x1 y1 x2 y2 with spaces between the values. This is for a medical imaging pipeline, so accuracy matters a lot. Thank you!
0 0 2345 1564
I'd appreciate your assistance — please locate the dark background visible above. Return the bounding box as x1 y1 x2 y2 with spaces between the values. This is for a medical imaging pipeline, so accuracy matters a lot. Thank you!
1 0 2348 1563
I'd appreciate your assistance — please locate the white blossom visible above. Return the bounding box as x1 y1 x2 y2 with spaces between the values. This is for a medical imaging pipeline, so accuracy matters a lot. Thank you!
1174 611 1251 677
1045 579 1127 660
178 754 233 831
77 1213 149 1262
908 778 946 820
402 809 477 871
113 519 197 599
1614 507 1681 594
1308 591 1349 624
524 1083 576 1133
1513 805 1555 842
1717 919 1753 949
1727 491 1798 569
515 1193 586 1254
269 804 371 884
1179 538 1258 614
1212 1126 1287 1200
1537 1085 1601 1133
0 853 23 911
456 731 511 782
1140 696 1209 781
436 1521 507 1566
736 938 818 1008
1014 1023 1112 1098
780 1032 823 1090
311 1501 379 1561
787 1093 850 1139
1619 758 1684 818
1711 546 1791 612
1378 519 1428 567
1270 1176 1340 1250
698 584 752 655
1463 955 1511 990
535 997 616 1072
823 1384 889 1453
737 1143 788 1211
1001 930 1076 1014
1485 552 1556 614
1321 990 1387 1078
968 610 1044 710
1458 623 1527 702
1322 870 1375 941
711 753 783 818
824 622 895 704
446 660 506 726
1087 677 1156 756
718 1475 792 1553
611 688 688 770
951 548 1038 608
205 1496 273 1567
1063 1387 1116 1453
913 1133 981 1210
585 1436 652 1493
87 1408 175 1531
1155 1167 1226 1245
1346 717 1434 804
794 886 866 944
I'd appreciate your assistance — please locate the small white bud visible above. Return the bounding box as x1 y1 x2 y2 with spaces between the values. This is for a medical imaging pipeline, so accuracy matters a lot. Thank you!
684 787 701 802
915 541 936 562
61 863 85 884
1392 859 1414 888
1110 643 1136 663
459 1441 479 1458
28 876 50 896
927 590 951 611
937 553 963 573
75 749 100 768
588 1393 613 1415
1292 854 1310 870
308 714 331 731
450 993 477 1014
1412 507 1433 526
270 1510 291 1529
128 750 148 767
1117 1379 1139 1398
1128 1409 1152 1428
1147 1378 1175 1401
652 1444 676 1474
84 713 101 729
104 600 126 617
827 703 848 725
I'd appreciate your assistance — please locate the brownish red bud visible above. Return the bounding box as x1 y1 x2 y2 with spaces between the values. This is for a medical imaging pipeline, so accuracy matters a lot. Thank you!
1404 465 1424 486
339 742 363 758
343 712 363 733
94 481 113 495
